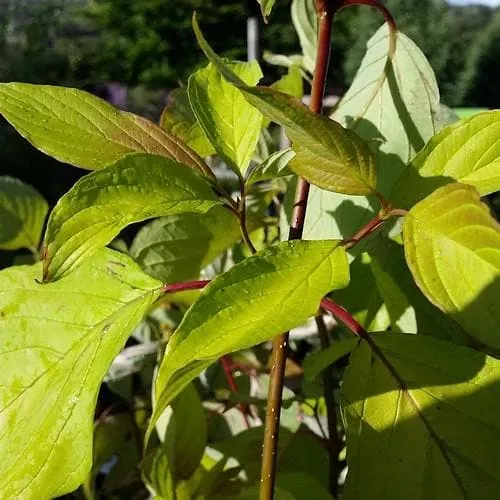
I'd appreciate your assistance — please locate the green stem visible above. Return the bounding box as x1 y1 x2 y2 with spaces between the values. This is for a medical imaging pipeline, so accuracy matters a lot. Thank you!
260 2 336 499
238 180 258 254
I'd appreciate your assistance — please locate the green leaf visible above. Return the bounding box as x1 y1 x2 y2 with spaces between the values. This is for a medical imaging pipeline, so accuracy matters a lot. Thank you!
0 176 48 251
263 51 305 71
342 332 500 499
192 15 377 195
369 237 469 343
291 0 317 74
271 65 304 99
393 110 500 208
302 338 358 381
0 249 161 499
87 413 139 495
403 183 500 348
258 0 277 22
130 206 242 283
246 148 295 185
160 87 215 157
0 83 211 177
148 240 349 437
43 153 221 282
155 384 207 480
333 24 439 194
188 61 263 175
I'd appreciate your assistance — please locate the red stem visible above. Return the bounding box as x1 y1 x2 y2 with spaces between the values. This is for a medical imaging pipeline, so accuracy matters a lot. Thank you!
321 297 368 338
220 354 251 428
162 279 210 294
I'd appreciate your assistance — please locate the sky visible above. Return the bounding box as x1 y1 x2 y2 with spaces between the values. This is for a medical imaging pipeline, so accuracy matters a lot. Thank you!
449 0 500 5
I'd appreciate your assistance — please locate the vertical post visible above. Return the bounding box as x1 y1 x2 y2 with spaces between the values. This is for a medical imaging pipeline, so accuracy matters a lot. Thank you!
247 17 259 62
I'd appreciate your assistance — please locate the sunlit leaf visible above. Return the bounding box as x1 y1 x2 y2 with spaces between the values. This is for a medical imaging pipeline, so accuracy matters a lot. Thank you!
333 24 439 194
0 249 161 499
403 183 500 348
188 61 263 175
0 176 48 252
258 0 277 22
342 332 500 499
148 240 349 436
393 110 500 208
192 15 377 195
271 65 304 99
291 0 317 74
0 83 212 177
43 153 221 282
160 87 215 157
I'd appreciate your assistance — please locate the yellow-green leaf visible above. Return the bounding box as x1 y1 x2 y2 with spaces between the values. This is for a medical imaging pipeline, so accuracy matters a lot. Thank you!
403 183 500 348
148 240 349 438
393 110 500 208
342 332 500 499
0 176 48 252
43 153 221 282
192 15 377 195
0 249 161 499
188 61 263 175
159 87 215 157
0 83 211 177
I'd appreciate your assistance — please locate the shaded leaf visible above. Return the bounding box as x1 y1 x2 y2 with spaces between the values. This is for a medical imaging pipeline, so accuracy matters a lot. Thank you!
393 110 500 208
155 384 207 481
403 183 500 348
0 83 211 177
160 87 215 157
130 206 242 283
149 240 349 436
188 61 263 175
246 148 295 185
342 332 500 499
43 153 221 282
291 0 317 74
369 236 469 343
0 176 48 251
302 338 358 381
0 249 161 499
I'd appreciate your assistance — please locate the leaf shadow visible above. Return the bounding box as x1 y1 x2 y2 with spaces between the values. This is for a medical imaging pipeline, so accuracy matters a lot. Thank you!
342 277 500 496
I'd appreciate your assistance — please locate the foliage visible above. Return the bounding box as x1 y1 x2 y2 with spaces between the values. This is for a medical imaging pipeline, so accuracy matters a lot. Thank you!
0 1 499 499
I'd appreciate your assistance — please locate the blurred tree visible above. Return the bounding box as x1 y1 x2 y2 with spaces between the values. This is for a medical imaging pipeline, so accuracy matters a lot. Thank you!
340 0 495 106
455 9 500 108
85 0 302 88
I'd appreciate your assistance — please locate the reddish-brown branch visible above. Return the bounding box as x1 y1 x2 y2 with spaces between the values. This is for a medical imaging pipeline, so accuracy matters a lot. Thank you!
321 297 368 338
220 355 251 428
162 279 210 294
342 213 385 249
260 2 336 499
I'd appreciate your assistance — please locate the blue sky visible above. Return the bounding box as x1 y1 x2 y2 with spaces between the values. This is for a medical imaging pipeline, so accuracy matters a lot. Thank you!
449 0 500 5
